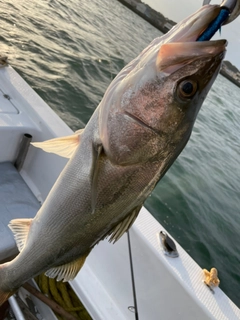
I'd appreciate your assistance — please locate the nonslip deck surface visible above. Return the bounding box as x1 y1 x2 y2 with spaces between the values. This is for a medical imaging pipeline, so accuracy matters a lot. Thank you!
0 162 40 261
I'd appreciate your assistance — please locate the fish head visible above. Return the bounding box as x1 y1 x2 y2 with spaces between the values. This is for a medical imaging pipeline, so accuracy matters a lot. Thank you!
99 5 227 165
144 39 226 138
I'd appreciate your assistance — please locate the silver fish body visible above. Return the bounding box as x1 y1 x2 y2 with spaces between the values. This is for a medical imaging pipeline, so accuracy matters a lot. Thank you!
0 5 227 304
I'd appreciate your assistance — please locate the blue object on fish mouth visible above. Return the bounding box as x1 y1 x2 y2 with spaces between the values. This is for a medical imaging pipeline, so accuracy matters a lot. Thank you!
197 8 230 41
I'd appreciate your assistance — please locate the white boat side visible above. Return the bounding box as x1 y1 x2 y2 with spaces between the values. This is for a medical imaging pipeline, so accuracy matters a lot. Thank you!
0 65 239 320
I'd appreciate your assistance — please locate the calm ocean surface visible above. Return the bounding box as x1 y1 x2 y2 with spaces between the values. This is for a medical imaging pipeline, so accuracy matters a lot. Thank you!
1 0 240 308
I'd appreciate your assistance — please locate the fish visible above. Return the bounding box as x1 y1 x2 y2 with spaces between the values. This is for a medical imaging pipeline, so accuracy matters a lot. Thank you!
0 5 227 305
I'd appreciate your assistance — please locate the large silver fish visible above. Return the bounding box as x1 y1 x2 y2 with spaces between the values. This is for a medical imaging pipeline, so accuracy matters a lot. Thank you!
0 5 227 304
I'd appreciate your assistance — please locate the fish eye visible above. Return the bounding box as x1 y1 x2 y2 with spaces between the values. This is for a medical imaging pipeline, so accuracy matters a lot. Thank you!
178 80 198 99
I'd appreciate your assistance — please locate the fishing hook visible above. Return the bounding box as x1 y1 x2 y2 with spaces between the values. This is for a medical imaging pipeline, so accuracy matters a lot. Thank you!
198 0 240 40
203 0 240 24
221 0 240 24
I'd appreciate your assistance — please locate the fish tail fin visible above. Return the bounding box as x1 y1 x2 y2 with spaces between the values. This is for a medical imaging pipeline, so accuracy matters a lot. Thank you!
0 262 18 306
0 289 14 306
0 264 16 306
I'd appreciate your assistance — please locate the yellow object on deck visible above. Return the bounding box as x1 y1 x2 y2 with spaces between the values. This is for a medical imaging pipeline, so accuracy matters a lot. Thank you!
203 267 220 288
35 274 92 320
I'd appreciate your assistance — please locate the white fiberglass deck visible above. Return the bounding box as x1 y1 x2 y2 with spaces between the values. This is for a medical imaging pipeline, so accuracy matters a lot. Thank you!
0 162 40 261
0 65 240 319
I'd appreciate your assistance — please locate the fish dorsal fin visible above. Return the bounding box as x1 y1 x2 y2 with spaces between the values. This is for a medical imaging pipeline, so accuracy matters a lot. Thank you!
8 218 33 252
107 205 142 244
45 251 90 282
31 129 84 158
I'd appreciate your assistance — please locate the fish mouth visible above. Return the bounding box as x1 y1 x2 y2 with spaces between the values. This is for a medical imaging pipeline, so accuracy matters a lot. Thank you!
157 5 228 74
167 5 223 43
157 40 227 74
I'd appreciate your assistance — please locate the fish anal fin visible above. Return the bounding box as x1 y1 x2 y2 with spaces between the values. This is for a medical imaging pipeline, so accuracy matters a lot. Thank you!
8 218 32 252
45 251 90 282
31 129 84 159
108 205 142 244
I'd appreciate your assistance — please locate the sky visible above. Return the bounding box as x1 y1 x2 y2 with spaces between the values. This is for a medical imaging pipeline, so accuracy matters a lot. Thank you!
143 0 240 69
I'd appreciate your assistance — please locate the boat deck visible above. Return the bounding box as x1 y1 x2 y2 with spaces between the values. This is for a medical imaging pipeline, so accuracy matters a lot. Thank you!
0 162 40 262
0 161 91 320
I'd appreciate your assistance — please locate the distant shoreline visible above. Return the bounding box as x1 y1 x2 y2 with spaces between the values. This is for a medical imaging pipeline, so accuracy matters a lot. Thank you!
117 0 240 89
116 0 173 34
220 70 240 88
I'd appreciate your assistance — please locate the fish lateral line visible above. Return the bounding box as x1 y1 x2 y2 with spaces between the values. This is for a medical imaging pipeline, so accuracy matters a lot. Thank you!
91 142 103 214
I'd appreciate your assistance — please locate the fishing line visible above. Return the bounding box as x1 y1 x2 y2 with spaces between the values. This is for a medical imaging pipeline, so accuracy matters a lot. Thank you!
127 230 139 320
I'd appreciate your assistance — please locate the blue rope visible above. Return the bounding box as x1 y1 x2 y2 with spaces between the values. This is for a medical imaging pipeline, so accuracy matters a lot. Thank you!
197 8 229 41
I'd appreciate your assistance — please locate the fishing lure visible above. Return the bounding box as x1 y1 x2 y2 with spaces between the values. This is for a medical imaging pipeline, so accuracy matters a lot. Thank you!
197 8 230 41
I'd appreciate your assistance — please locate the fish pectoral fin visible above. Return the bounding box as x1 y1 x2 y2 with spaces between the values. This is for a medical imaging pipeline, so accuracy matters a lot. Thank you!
107 205 142 244
8 218 33 252
45 250 90 282
31 129 84 158
75 128 84 135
